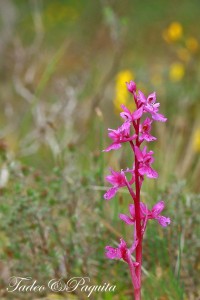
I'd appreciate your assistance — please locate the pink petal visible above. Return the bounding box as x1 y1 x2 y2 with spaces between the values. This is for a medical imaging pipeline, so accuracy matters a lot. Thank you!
152 201 165 216
147 92 156 104
126 81 136 93
146 134 157 142
105 246 122 259
153 103 160 109
141 146 148 156
144 117 152 125
121 121 131 132
127 134 137 141
108 130 118 140
120 105 132 121
141 133 157 142
147 168 158 178
152 113 167 122
119 213 134 225
103 143 122 152
132 107 143 120
104 187 118 200
138 165 158 178
140 117 152 132
105 175 116 185
138 90 146 104
156 216 171 227
119 238 127 249
138 166 149 176
120 104 131 114
144 105 154 113
110 168 119 176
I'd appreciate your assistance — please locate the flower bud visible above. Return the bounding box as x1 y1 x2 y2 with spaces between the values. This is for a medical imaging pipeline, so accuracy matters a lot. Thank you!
126 80 137 93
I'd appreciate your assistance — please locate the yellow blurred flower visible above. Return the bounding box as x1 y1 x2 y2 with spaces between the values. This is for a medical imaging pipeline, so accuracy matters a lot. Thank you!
169 63 185 82
116 70 134 89
114 70 136 113
193 128 200 152
176 48 191 63
162 22 183 43
186 37 199 53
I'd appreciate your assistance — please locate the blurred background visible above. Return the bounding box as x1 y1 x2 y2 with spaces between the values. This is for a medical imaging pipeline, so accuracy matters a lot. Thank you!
0 0 200 299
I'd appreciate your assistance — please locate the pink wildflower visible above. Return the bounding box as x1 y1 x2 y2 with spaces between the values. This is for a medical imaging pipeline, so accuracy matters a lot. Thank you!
105 238 139 265
134 145 158 178
138 90 167 122
104 169 126 200
104 168 135 200
139 118 156 142
120 104 143 122
120 201 170 228
140 200 171 227
119 203 146 224
103 122 137 152
103 80 170 298
105 238 129 261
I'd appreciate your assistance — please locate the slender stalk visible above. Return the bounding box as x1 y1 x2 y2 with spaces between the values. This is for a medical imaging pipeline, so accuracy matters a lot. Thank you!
127 252 140 291
135 120 142 300
130 119 143 299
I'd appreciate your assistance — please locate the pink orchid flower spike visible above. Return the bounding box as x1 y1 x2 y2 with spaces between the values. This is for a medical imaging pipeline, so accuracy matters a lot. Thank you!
103 80 170 299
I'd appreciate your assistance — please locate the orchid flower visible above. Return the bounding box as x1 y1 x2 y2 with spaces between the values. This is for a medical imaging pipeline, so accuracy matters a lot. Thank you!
139 118 156 142
138 90 167 122
105 238 139 265
119 203 146 225
104 168 134 200
140 200 171 227
103 122 137 152
105 239 129 262
120 104 143 123
120 201 170 228
134 145 158 178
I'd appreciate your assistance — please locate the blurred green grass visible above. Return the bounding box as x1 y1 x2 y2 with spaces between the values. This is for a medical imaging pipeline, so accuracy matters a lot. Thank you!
0 0 200 299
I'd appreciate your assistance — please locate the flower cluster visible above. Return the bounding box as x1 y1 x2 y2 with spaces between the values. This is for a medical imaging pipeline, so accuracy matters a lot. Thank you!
103 80 170 299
